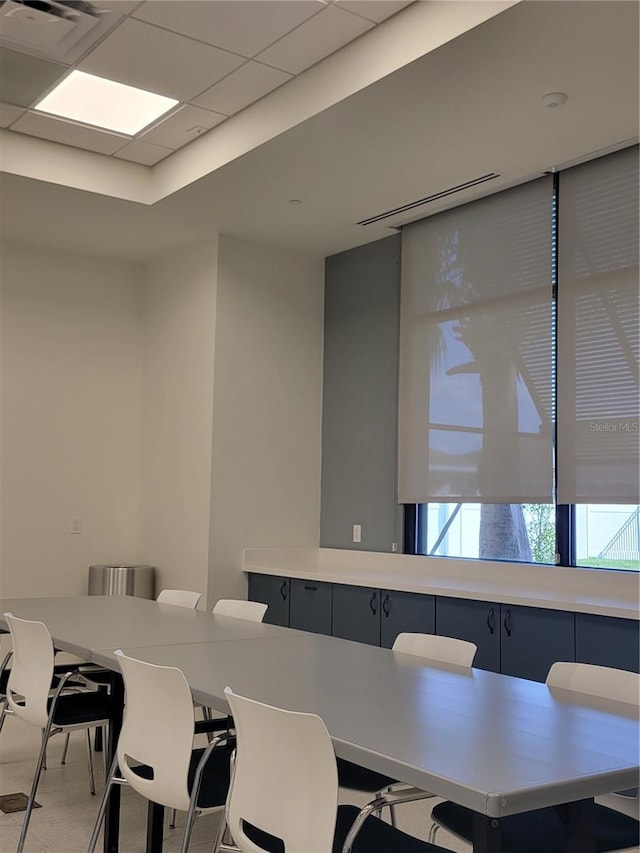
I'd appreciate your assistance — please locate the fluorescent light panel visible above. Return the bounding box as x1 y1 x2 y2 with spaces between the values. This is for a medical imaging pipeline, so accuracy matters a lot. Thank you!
34 70 178 136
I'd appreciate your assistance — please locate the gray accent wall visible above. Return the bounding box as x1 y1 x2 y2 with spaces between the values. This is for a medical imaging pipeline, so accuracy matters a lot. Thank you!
320 235 402 552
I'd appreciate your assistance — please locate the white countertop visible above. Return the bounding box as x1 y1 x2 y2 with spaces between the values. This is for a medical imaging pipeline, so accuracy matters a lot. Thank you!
243 547 640 620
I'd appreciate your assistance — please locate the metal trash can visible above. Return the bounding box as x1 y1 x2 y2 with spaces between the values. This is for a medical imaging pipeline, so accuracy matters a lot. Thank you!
88 565 155 599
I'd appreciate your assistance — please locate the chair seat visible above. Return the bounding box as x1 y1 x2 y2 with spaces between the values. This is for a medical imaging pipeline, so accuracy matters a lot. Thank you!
132 743 235 810
334 805 450 852
49 691 112 726
431 800 640 853
1 668 85 696
337 757 398 792
241 804 450 853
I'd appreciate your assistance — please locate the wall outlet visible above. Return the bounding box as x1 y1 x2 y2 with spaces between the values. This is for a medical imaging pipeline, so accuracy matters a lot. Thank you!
70 517 81 535
352 524 361 543
391 542 398 552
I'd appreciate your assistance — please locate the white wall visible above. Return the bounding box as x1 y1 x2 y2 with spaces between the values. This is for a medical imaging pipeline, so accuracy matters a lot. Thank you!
208 236 324 603
0 241 142 598
0 235 323 611
137 241 217 600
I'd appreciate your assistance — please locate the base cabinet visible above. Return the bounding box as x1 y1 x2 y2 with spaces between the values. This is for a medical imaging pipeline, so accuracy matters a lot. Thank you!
500 605 575 682
435 597 501 673
247 574 290 627
380 590 435 649
248 573 637 678
332 584 381 645
576 614 640 673
290 579 332 635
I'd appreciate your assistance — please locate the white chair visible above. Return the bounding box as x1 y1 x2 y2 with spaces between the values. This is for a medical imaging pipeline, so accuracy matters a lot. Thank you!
392 632 477 666
215 687 452 853
429 661 640 852
157 589 202 609
87 650 234 853
337 632 477 825
548 663 639 823
212 599 268 621
4 612 112 853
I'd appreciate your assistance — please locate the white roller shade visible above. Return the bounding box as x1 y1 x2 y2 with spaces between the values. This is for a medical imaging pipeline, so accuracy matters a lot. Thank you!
557 146 639 504
398 178 553 504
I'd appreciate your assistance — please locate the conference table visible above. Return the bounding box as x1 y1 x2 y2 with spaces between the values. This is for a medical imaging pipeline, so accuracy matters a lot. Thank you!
1 596 638 853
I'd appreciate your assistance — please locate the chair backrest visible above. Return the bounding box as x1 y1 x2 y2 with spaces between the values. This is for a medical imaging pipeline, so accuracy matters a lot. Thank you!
212 599 267 622
546 661 640 819
156 589 201 609
546 661 640 706
3 612 54 728
224 687 338 853
393 632 477 667
115 650 195 811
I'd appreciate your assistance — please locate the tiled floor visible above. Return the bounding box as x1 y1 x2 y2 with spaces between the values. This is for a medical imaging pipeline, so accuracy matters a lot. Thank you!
0 713 469 853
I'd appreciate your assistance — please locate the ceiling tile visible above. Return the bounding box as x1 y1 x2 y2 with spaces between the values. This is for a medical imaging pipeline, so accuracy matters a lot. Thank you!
11 112 128 154
0 101 25 127
140 104 226 150
334 1 413 24
114 140 174 166
256 5 373 74
193 61 292 116
0 47 67 107
133 0 324 59
79 18 244 101
0 0 137 66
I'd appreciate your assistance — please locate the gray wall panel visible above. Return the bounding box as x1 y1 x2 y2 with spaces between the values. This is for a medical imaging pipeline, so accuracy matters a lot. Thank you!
320 235 401 551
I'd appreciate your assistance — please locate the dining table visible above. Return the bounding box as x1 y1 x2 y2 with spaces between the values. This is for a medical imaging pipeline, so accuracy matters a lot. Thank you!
1 595 638 853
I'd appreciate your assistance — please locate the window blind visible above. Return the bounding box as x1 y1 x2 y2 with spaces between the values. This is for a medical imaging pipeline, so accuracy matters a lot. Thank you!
398 177 553 504
557 146 639 504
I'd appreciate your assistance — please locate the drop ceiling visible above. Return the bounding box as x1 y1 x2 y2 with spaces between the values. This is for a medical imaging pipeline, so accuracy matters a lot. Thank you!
0 0 411 164
0 0 638 261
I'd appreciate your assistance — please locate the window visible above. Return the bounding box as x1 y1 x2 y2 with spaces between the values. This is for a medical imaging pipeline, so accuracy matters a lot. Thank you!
402 146 639 570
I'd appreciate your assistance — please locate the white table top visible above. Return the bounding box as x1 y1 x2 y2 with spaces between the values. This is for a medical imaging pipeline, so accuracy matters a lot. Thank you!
0 595 304 658
3 595 638 834
93 631 640 820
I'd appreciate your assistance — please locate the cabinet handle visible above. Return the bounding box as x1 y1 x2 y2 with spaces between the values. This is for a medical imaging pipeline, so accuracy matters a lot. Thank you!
279 581 288 601
369 592 378 615
304 584 318 592
382 594 390 618
504 608 512 637
487 607 495 635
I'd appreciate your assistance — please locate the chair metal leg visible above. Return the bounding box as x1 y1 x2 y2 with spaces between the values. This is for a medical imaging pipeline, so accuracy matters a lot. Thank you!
42 729 48 770
428 821 439 843
86 727 96 795
60 731 71 764
87 753 119 853
0 701 9 736
342 799 384 853
180 735 227 853
16 721 54 853
212 812 229 853
375 786 397 826
169 807 177 829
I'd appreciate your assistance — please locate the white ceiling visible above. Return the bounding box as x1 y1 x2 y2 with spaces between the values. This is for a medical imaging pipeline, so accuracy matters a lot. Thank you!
0 0 638 261
0 0 410 163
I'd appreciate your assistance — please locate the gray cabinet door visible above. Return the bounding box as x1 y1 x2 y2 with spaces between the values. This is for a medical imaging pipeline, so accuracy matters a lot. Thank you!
500 604 575 682
436 597 500 672
380 590 435 649
247 574 290 627
576 613 640 673
332 584 381 645
289 579 332 635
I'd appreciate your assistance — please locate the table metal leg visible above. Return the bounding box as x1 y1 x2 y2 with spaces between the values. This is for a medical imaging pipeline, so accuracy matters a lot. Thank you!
473 813 501 853
146 802 165 853
103 673 124 853
565 798 595 853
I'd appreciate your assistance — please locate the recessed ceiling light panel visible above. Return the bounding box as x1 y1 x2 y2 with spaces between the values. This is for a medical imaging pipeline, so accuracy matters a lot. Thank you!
33 70 179 136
